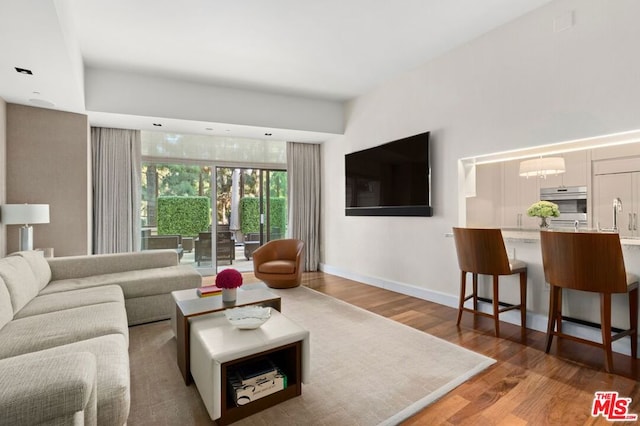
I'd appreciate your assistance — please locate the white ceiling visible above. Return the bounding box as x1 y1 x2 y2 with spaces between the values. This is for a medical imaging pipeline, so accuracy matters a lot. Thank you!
0 0 552 141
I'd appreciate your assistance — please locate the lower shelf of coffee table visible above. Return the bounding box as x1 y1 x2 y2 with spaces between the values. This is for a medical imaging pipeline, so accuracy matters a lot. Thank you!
218 341 302 425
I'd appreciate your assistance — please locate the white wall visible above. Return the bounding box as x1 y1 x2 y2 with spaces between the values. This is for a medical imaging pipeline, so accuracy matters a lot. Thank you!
321 0 640 311
85 68 344 135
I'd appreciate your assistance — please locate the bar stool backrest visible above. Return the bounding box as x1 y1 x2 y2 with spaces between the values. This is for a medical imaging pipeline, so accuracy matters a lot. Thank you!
452 227 512 276
540 231 628 294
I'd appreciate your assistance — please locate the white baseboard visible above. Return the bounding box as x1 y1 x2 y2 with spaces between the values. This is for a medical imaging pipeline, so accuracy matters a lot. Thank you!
319 263 635 358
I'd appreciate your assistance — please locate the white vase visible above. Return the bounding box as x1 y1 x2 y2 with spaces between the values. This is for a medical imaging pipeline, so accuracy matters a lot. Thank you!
222 288 237 302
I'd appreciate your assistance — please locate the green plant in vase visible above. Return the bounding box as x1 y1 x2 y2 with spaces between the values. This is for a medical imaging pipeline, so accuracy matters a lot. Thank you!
527 200 560 228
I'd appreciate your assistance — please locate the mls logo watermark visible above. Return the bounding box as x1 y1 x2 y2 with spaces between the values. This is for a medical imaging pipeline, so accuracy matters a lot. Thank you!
592 391 638 421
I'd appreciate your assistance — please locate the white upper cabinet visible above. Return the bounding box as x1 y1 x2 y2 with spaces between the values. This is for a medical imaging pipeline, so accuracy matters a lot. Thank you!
539 150 589 188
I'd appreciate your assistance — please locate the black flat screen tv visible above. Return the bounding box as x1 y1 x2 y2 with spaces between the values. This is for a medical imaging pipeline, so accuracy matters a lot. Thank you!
345 131 433 217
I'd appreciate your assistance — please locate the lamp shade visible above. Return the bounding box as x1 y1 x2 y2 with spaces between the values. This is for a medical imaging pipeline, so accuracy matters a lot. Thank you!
519 157 566 178
1 204 50 225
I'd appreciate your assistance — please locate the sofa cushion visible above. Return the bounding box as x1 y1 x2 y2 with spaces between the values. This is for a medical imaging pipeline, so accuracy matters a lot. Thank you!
41 265 202 299
0 256 40 314
0 277 14 330
0 351 98 426
258 260 296 274
14 285 124 319
0 334 129 426
9 251 52 291
0 302 128 359
47 249 179 281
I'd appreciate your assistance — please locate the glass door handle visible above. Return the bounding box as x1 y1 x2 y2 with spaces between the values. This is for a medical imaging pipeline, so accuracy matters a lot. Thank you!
630 213 633 231
634 213 637 231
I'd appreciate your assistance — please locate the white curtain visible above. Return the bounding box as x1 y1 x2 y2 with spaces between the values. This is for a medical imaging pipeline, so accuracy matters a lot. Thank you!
287 142 320 271
92 128 141 254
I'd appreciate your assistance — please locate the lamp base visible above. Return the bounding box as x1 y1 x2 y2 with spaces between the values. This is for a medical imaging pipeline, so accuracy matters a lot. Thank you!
19 225 34 251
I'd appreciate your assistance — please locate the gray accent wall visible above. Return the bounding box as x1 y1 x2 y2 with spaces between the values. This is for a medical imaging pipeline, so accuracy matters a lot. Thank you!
6 104 90 256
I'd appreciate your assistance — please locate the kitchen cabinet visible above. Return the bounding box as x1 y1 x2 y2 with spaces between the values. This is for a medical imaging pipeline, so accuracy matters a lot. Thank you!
502 160 540 228
539 150 588 188
465 162 502 227
593 171 639 237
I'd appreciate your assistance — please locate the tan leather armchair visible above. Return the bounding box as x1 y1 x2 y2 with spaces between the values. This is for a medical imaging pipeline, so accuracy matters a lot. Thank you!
252 239 304 289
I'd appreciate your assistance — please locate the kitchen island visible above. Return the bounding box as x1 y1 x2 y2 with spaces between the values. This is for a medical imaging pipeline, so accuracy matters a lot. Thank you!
452 228 639 357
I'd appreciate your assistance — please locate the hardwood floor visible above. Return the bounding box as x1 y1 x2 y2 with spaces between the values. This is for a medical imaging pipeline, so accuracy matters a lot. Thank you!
300 271 640 426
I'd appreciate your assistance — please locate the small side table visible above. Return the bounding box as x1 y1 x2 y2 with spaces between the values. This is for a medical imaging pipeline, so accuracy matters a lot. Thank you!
190 309 309 424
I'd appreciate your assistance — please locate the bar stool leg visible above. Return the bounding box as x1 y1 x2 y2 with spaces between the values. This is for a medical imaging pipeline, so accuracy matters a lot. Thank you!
600 293 613 373
457 270 467 326
630 287 638 359
519 271 527 339
472 273 478 311
546 285 561 353
492 275 500 337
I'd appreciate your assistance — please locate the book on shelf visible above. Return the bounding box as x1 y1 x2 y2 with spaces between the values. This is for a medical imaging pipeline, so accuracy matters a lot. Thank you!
196 285 222 297
235 357 280 386
228 359 287 406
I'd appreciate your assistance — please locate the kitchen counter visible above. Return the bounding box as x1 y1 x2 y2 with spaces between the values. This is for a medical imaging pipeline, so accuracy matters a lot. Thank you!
499 228 640 247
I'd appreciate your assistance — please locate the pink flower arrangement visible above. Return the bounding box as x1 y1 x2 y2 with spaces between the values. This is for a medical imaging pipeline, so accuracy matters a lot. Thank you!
215 268 243 289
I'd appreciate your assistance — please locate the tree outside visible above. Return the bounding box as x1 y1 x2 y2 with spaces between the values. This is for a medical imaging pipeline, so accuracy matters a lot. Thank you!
142 163 287 236
141 163 211 227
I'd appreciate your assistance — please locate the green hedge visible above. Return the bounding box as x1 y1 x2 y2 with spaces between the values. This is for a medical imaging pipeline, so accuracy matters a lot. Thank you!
240 198 260 234
240 196 287 236
269 197 286 237
157 196 210 236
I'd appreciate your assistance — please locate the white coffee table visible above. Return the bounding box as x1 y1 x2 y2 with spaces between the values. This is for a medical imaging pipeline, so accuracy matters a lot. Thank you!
190 309 310 424
171 286 282 385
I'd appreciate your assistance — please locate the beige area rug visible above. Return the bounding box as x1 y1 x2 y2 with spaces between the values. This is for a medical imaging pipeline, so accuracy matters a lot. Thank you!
128 284 495 425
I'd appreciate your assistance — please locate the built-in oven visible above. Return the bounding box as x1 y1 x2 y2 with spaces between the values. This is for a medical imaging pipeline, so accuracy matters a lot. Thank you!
540 186 588 228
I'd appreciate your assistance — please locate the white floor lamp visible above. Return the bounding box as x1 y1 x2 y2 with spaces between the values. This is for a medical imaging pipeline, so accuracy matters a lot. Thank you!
1 204 50 251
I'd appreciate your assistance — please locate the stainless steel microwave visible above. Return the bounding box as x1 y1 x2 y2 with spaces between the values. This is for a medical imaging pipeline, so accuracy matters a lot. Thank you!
540 186 587 228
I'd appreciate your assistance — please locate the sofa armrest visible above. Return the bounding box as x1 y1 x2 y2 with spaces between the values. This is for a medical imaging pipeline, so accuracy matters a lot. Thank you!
0 352 97 426
47 250 179 280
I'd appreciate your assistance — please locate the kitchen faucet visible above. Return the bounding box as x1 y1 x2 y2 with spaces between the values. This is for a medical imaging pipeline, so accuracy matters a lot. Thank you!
613 197 623 231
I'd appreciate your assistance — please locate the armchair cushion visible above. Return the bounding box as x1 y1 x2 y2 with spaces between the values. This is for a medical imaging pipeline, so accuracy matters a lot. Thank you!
257 260 296 274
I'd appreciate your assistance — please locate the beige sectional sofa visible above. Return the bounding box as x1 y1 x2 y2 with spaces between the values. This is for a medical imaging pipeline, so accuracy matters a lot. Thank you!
0 249 202 426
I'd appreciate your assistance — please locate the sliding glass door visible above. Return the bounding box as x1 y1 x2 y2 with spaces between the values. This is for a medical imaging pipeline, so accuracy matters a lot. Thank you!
215 167 287 272
140 160 286 274
141 162 212 267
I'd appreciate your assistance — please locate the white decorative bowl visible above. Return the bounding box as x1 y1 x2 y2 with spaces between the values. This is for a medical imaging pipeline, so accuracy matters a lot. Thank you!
224 306 271 329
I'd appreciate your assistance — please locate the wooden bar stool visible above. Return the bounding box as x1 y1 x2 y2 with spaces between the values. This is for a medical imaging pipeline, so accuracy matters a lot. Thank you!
540 231 638 373
452 227 527 337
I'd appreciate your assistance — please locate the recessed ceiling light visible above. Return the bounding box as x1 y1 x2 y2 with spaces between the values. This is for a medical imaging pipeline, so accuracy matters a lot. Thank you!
28 98 55 107
15 67 33 75
153 123 162 127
